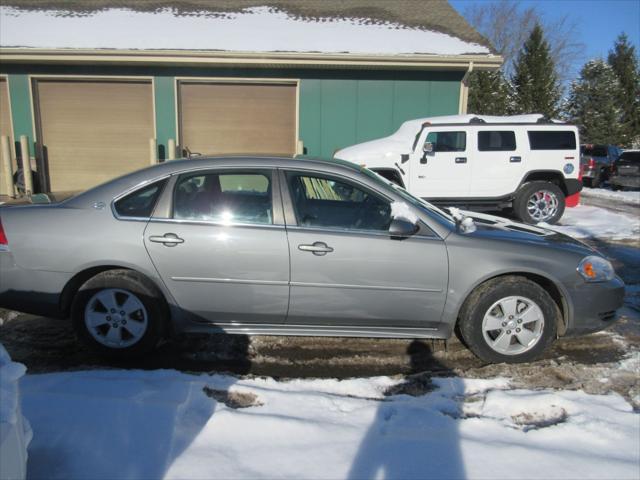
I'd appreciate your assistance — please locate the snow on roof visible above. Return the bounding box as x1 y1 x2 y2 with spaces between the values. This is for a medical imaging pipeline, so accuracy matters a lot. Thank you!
0 6 492 55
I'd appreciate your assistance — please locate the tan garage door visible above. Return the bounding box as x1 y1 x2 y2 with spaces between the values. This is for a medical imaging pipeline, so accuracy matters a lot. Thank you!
34 79 154 191
179 82 296 156
0 79 14 195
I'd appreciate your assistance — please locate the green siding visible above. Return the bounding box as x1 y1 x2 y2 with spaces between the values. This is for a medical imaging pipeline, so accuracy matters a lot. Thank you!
300 77 461 158
7 74 34 156
153 76 177 160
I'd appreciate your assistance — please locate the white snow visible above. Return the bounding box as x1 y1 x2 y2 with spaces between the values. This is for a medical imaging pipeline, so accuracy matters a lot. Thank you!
19 369 640 479
540 205 640 241
391 201 419 224
0 6 491 56
581 188 640 206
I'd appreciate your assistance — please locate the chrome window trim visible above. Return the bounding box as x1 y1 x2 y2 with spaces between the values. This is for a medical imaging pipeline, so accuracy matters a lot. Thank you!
284 224 441 241
147 217 286 230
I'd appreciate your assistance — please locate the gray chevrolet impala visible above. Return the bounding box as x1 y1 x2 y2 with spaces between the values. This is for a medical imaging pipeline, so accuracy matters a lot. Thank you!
0 156 625 363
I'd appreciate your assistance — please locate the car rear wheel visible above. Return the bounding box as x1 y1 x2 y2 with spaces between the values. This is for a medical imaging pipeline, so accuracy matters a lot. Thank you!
72 270 166 357
514 181 565 224
458 276 558 363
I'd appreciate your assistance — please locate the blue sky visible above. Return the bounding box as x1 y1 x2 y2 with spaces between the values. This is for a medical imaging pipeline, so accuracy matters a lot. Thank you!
450 0 640 66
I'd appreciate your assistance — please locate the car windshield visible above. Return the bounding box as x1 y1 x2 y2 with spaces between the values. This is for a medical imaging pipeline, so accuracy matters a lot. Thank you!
359 168 455 224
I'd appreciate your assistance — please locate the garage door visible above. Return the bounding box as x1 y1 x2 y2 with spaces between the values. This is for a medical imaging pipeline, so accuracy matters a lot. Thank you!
178 82 297 156
34 79 154 191
0 78 14 195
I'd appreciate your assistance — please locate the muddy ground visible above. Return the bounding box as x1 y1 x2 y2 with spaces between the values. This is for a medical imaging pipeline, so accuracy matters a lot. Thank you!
1 238 639 409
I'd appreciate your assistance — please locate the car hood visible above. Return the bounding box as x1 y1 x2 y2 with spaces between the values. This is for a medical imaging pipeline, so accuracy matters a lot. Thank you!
452 210 595 255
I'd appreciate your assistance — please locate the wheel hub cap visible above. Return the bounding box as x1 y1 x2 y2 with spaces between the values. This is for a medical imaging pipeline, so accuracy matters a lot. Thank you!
527 190 559 222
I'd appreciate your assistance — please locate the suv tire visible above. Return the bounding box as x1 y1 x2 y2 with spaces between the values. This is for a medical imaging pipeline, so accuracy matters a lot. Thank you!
72 269 166 357
513 181 565 224
458 276 558 364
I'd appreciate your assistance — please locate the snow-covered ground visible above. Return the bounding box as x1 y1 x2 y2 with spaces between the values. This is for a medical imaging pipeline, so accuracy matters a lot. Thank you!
19 368 640 480
581 188 640 206
541 204 640 241
0 6 489 55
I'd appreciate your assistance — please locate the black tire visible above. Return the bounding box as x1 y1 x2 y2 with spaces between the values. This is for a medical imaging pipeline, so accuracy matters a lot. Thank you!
513 181 565 225
611 184 622 191
71 269 167 357
458 276 558 364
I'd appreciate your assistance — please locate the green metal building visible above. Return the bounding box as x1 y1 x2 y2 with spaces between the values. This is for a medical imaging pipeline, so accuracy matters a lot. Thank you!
0 0 500 193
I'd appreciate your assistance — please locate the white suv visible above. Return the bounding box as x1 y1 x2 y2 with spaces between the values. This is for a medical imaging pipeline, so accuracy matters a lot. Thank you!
335 114 581 224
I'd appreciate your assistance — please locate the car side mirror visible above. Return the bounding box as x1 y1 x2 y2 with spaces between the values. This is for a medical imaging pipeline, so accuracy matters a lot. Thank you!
421 142 434 164
389 217 419 238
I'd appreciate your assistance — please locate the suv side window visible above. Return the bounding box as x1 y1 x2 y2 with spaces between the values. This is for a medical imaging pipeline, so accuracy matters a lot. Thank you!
173 171 272 225
478 131 516 151
425 131 466 152
114 179 167 218
528 131 576 150
286 172 391 232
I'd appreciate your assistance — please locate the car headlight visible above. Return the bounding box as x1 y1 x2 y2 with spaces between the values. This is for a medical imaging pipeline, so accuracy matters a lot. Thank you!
577 256 615 282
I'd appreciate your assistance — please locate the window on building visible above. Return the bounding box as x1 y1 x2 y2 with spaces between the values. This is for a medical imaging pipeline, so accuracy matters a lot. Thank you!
528 131 576 150
173 171 272 224
478 131 516 151
425 131 467 152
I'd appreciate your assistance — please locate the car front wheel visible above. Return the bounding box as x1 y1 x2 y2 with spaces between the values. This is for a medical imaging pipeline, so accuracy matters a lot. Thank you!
514 181 565 224
72 270 166 357
458 276 558 363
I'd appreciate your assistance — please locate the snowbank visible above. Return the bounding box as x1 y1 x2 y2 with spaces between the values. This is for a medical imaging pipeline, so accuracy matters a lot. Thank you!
20 369 639 479
0 6 490 55
540 205 640 241
0 345 31 480
581 188 640 206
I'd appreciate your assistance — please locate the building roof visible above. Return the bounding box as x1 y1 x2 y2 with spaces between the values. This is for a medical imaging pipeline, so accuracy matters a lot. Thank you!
0 0 496 57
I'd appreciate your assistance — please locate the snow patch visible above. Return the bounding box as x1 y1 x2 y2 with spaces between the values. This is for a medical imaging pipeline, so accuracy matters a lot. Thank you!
582 188 640 206
390 201 419 224
0 6 491 55
540 205 640 240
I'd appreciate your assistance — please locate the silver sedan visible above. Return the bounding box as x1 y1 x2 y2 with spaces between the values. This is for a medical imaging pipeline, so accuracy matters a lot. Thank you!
0 156 625 363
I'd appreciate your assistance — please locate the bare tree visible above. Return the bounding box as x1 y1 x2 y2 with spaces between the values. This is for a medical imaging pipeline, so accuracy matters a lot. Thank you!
464 0 585 82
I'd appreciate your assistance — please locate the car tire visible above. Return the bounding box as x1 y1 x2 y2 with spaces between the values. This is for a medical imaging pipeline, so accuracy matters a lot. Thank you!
71 269 167 357
513 181 565 224
458 276 558 364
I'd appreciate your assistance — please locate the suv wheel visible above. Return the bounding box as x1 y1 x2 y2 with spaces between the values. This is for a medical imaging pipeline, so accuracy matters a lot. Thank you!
514 181 565 224
72 270 166 357
458 276 558 363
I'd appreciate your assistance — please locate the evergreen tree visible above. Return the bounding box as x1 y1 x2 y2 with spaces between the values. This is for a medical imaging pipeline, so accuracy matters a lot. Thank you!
467 70 513 115
607 33 640 147
566 59 623 144
511 23 561 117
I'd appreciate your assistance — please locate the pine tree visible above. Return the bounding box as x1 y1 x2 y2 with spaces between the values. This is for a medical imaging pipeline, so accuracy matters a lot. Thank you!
467 70 513 115
511 23 561 117
607 33 640 147
566 59 623 144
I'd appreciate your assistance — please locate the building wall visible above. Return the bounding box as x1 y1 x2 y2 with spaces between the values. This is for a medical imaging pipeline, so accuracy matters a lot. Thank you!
1 65 463 167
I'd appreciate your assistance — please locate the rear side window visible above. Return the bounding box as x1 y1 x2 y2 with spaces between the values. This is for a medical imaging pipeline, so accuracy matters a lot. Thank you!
528 131 576 150
173 171 272 225
425 131 466 152
478 131 516 151
114 179 167 218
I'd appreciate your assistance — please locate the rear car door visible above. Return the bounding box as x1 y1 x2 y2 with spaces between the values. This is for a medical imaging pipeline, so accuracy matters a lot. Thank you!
144 168 289 324
282 169 448 329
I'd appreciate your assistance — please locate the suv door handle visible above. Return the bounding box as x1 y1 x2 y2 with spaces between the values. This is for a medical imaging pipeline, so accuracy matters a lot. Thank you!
510 156 522 163
298 242 334 256
455 157 467 164
149 233 184 247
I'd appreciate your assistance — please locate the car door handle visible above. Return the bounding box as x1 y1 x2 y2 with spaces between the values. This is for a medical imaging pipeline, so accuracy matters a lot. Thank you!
510 156 522 163
455 157 467 164
298 242 334 256
149 233 184 246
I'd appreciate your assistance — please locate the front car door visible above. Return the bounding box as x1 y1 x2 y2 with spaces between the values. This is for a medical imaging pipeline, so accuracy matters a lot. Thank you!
281 168 448 329
410 129 470 198
144 168 290 324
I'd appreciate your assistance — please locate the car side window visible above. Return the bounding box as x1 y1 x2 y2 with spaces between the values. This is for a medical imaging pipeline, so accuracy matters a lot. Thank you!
478 131 516 151
114 179 167 218
425 131 466 152
286 172 391 232
173 171 272 225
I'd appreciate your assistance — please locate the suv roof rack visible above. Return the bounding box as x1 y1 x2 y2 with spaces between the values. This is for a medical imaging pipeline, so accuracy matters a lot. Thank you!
469 117 486 124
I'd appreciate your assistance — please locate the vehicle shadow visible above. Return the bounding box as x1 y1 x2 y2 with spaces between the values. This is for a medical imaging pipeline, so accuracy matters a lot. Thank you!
347 340 466 480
